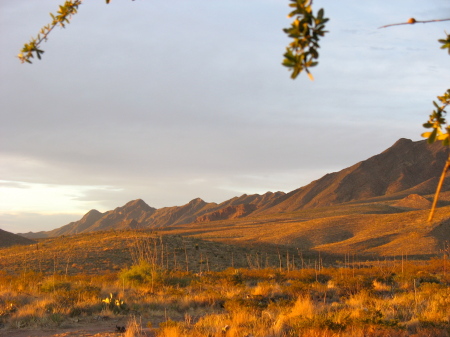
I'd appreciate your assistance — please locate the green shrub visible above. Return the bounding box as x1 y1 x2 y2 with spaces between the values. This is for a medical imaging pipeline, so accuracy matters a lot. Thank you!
119 261 163 286
40 280 71 293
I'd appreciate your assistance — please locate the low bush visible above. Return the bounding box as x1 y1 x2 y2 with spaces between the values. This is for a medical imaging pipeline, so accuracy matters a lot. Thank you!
119 261 164 288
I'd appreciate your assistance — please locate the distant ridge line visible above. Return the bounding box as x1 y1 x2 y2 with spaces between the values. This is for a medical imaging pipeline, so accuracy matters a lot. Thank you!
18 138 449 239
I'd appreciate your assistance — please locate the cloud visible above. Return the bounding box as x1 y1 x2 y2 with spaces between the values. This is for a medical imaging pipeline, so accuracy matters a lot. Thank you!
1 0 449 232
0 212 83 234
0 180 30 189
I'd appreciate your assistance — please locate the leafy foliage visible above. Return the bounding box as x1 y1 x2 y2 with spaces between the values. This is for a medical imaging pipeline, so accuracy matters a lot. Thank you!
282 0 329 80
422 90 450 145
17 0 138 63
18 0 82 64
119 260 163 286
438 32 450 54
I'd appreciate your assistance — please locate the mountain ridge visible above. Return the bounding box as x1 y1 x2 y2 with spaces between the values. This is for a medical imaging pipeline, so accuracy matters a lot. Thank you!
251 138 448 215
17 138 450 239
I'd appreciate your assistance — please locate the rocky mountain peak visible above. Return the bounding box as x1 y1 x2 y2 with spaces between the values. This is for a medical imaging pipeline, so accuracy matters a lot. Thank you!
188 198 206 207
81 209 103 221
123 199 153 210
392 138 413 147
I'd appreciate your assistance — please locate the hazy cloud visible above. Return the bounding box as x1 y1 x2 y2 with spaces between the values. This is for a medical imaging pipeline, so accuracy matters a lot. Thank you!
1 0 449 233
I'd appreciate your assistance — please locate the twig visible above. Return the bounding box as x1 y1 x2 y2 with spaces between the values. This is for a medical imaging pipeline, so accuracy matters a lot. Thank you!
379 18 450 29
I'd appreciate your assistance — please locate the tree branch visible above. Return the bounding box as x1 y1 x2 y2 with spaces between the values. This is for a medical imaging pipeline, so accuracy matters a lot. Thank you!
379 18 450 29
428 154 450 222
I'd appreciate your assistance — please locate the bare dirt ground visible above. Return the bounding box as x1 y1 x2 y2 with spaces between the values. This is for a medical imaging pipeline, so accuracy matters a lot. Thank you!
0 319 155 337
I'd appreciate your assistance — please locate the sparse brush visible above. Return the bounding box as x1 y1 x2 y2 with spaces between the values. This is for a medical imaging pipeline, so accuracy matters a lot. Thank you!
288 296 317 319
0 248 449 337
8 297 65 328
158 325 183 337
125 315 142 337
372 280 391 292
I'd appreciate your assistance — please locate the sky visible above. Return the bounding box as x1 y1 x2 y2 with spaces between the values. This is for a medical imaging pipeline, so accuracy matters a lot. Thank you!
1 0 449 234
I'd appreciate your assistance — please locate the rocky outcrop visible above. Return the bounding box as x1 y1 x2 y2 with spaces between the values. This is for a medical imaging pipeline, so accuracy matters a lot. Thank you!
393 194 432 209
195 204 257 222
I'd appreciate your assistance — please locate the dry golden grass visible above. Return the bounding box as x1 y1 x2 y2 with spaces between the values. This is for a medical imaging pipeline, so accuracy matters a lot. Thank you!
0 259 449 336
124 315 143 337
0 230 293 276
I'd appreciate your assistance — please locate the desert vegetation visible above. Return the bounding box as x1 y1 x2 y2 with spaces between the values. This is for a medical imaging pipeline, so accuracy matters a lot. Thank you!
0 231 449 336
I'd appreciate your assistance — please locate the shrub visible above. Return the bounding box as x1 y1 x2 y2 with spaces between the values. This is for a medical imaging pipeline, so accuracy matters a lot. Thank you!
164 272 192 288
101 293 127 314
119 261 164 287
40 280 71 293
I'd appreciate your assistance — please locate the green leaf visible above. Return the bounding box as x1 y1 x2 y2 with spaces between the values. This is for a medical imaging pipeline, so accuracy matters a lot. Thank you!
283 1 328 80
428 129 438 143
317 8 324 20
282 60 295 67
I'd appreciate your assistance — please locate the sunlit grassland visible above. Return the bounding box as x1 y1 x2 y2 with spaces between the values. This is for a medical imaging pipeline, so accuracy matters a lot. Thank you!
0 261 449 336
0 229 449 336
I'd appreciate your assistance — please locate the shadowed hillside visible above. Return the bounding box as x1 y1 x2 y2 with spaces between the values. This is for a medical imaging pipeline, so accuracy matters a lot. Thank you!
0 230 312 275
0 228 35 248
252 138 449 214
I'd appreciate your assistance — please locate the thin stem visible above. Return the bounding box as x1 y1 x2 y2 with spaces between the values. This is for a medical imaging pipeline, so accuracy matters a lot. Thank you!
428 153 450 222
379 18 450 29
19 0 83 63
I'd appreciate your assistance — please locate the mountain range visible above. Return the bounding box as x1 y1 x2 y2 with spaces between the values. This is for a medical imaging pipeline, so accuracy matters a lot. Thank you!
17 138 449 243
